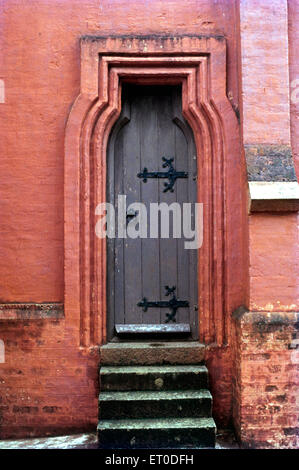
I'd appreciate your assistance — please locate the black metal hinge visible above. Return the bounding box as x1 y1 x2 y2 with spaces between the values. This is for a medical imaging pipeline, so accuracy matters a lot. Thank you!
137 285 189 323
137 157 188 193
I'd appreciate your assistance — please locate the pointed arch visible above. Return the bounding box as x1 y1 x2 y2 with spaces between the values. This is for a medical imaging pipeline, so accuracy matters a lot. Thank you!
64 36 248 347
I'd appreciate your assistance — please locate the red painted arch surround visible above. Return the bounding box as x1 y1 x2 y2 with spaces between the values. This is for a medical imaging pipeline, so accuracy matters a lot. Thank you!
64 35 248 348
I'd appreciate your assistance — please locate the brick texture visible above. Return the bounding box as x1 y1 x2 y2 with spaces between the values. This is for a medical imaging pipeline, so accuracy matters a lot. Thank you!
0 320 98 438
240 0 290 145
249 213 299 312
233 310 299 449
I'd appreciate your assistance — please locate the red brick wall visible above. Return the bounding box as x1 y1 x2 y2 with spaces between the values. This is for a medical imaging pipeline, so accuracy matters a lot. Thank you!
232 0 299 448
240 0 290 145
233 310 299 449
249 213 299 312
0 321 99 438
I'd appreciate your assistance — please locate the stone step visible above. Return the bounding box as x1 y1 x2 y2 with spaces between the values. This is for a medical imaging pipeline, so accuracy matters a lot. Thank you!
100 341 205 365
100 365 208 391
99 389 212 419
97 417 216 449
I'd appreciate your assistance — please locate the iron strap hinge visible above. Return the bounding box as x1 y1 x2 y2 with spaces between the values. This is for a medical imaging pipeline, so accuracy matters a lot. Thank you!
137 285 189 323
137 157 188 193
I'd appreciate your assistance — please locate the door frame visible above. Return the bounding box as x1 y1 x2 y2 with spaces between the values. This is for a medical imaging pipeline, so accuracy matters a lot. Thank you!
64 35 246 348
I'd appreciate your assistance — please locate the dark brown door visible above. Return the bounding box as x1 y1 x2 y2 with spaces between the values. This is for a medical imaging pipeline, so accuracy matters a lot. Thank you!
107 85 198 340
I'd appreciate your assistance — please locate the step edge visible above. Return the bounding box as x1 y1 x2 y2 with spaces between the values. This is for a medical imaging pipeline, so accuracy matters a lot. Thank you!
101 342 205 350
100 365 208 374
97 417 216 431
99 390 212 401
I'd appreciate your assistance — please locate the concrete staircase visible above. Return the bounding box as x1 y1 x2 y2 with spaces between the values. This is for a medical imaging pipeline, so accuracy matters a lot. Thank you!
97 343 216 449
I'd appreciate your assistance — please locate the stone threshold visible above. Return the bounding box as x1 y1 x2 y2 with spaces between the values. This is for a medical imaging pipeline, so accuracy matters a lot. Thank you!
100 341 206 365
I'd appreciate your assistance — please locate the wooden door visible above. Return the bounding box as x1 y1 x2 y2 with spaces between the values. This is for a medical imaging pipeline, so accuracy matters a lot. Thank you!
107 85 198 340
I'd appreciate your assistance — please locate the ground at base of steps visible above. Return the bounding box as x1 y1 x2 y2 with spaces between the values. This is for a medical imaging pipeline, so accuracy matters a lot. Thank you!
0 429 239 449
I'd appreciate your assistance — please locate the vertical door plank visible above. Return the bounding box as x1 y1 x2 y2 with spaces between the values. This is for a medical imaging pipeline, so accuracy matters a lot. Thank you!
113 130 125 328
174 120 190 326
139 91 161 324
157 91 178 325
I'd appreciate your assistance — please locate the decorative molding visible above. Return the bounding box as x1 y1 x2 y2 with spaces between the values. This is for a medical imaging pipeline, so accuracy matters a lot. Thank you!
0 303 64 320
249 182 299 212
64 35 245 347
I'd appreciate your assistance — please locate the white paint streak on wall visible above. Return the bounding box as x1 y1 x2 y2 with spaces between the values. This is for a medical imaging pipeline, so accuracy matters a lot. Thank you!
0 339 4 363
